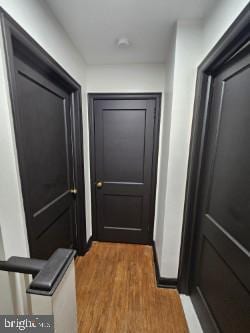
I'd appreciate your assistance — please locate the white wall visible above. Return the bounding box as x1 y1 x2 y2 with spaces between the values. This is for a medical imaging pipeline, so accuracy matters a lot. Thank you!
0 0 89 313
156 21 203 278
87 64 165 93
202 0 249 58
153 28 176 263
0 227 14 314
155 0 249 278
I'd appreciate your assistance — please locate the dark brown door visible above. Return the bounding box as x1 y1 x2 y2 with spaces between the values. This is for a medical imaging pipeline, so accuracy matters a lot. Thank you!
2 11 86 260
12 56 76 259
89 94 160 244
191 45 250 331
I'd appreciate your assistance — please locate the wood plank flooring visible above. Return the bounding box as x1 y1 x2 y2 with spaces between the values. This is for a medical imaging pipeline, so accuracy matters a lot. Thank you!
75 242 188 333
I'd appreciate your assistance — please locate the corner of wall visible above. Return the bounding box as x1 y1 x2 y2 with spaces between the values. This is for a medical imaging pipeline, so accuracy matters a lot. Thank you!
155 19 203 279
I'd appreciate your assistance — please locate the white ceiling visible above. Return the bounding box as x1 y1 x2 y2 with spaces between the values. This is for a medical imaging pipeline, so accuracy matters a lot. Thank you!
45 0 216 65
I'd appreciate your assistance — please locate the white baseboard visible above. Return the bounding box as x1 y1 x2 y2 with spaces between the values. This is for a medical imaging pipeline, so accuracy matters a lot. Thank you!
180 295 203 333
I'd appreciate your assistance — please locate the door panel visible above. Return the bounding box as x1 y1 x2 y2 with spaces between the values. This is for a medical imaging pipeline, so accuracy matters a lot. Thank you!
103 195 143 229
102 109 146 182
13 56 75 259
91 96 160 243
191 46 250 332
33 209 74 259
198 239 250 333
207 67 250 250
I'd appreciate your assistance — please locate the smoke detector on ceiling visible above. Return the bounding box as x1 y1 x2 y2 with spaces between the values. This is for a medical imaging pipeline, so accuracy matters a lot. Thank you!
116 37 131 48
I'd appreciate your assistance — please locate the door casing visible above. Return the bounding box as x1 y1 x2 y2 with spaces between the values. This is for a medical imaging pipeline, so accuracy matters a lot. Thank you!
88 93 161 244
0 7 87 256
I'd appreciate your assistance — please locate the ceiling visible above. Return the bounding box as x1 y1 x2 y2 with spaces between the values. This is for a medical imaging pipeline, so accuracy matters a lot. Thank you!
45 0 216 65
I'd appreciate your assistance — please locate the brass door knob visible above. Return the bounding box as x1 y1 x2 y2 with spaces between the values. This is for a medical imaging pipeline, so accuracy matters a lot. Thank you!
70 188 78 195
96 181 103 189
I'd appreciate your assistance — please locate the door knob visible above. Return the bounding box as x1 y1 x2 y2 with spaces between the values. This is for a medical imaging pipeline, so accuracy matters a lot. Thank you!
96 181 103 189
70 188 78 195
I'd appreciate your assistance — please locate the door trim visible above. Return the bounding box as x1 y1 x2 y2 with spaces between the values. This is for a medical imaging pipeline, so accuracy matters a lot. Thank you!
88 93 161 244
0 8 87 256
178 3 249 294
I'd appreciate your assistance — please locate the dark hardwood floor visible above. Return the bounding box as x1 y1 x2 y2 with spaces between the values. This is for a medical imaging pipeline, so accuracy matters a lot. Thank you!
75 242 188 332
